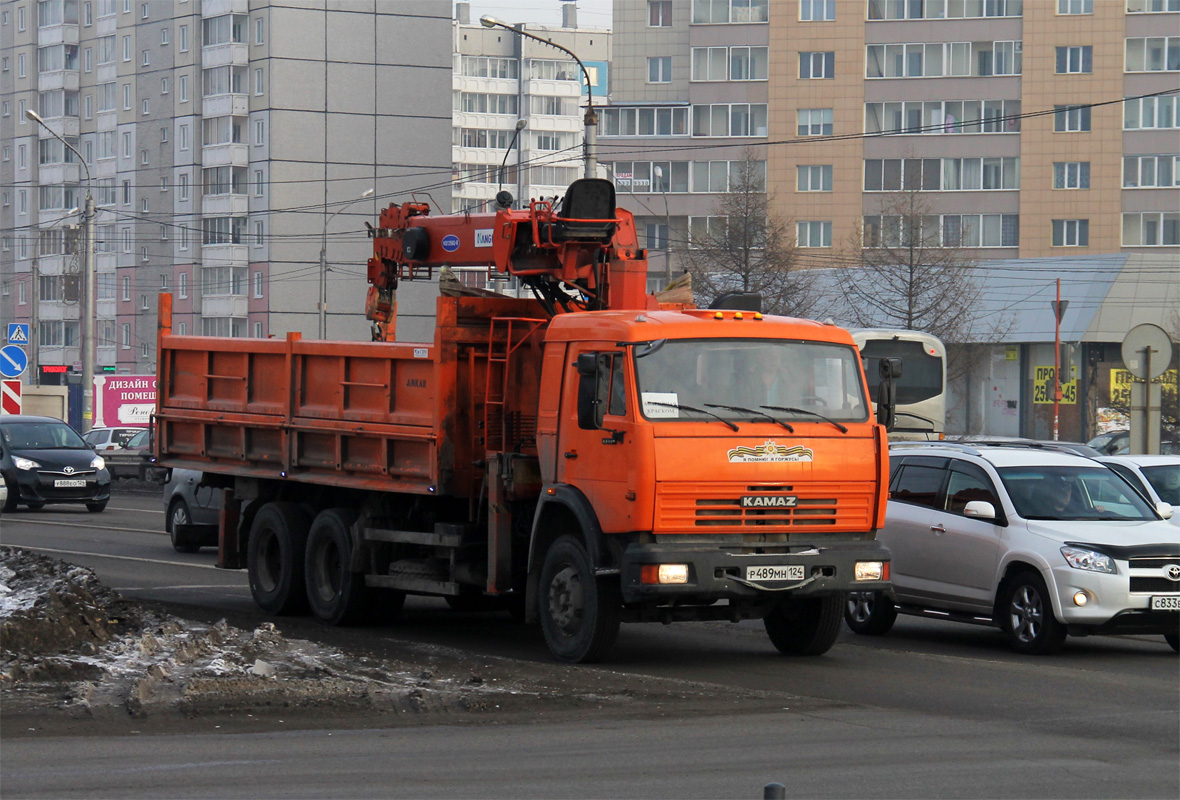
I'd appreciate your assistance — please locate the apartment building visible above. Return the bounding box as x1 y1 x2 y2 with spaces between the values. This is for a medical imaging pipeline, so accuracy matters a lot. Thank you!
608 0 1179 282
0 0 451 378
451 2 609 220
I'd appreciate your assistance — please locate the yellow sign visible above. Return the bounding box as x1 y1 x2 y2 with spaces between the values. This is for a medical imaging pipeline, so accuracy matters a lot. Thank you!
1005 346 1019 361
1034 366 1076 404
1111 367 1179 408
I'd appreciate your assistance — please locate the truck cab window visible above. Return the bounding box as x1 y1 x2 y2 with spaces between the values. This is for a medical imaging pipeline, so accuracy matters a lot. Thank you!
608 352 626 416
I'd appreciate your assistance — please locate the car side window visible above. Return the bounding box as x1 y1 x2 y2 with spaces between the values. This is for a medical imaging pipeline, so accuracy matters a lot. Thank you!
891 464 945 509
944 469 1001 519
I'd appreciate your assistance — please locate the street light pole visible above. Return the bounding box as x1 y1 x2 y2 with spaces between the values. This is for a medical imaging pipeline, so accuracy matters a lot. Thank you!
480 15 598 180
27 109 96 432
318 188 374 339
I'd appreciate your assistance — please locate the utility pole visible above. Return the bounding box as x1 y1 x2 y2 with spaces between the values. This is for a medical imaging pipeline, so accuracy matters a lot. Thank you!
27 109 96 431
318 188 374 339
480 15 598 179
1050 278 1069 442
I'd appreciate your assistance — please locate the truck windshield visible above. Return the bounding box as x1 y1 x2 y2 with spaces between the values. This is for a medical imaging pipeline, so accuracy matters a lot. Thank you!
634 338 869 423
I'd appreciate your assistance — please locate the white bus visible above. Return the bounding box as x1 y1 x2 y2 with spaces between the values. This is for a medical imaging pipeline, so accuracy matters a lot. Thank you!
851 329 946 441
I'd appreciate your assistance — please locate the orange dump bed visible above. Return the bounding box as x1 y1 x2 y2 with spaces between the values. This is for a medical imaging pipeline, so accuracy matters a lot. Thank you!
154 296 546 498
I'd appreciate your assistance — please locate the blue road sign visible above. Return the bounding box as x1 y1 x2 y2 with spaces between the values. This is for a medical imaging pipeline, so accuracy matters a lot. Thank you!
0 344 29 378
7 323 29 344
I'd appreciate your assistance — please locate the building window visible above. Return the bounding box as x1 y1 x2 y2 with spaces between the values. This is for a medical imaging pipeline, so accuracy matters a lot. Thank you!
692 0 769 23
1054 105 1091 131
1056 46 1093 73
141 3 148 18
179 74 188 102
180 24 188 51
17 53 26 78
797 165 833 192
253 322 263 338
161 27 169 44
797 108 833 136
254 220 264 246
122 132 131 158
649 1 671 25
179 173 189 201
84 94 92 118
140 149 148 166
161 76 169 94
178 322 187 336
141 49 149 66
1124 95 1178 129
122 35 130 61
84 47 92 72
799 51 835 79
122 323 131 349
1052 219 1089 246
800 0 835 20
1123 155 1180 187
178 271 188 298
1127 0 1180 10
1123 212 1180 245
123 83 131 110
1058 0 1093 12
692 103 768 137
254 17 264 44
160 225 168 241
161 175 169 191
254 119 265 145
870 0 1022 16
179 124 190 150
254 169 264 195
601 107 690 137
648 56 672 83
797 221 832 248
253 271 263 297
1125 37 1180 72
692 46 769 81
1054 161 1091 189
122 275 131 300
142 99 149 115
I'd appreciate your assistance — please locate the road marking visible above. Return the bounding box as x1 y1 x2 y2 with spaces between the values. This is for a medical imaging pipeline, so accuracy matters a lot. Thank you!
5 544 224 571
1 517 163 534
110 505 165 514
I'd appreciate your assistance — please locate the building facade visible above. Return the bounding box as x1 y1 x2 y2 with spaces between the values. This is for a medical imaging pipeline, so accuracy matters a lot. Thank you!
1 0 451 380
608 0 1179 283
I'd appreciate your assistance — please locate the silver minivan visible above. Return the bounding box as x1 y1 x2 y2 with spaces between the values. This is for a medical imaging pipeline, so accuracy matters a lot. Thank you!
846 443 1180 654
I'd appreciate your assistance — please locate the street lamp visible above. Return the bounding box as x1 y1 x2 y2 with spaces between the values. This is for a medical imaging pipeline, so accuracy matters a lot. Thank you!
27 109 96 432
480 15 599 180
318 187 374 339
499 119 527 200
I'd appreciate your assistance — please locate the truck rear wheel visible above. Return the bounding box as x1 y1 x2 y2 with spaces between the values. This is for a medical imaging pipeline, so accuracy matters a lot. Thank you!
247 502 311 616
538 535 621 664
305 509 369 626
764 595 843 656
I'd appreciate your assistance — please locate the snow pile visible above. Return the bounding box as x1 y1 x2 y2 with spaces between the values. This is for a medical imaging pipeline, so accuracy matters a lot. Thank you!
0 546 521 721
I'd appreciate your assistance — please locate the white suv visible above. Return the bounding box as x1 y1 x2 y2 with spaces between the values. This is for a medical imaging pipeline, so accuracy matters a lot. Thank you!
846 442 1180 654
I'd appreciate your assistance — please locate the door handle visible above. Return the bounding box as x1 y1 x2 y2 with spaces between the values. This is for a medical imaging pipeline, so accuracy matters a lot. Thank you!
564 451 578 459
930 524 946 533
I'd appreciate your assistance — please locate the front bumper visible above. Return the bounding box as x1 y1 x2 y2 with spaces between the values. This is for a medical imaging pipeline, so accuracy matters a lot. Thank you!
619 540 891 605
4 469 111 506
1050 564 1180 636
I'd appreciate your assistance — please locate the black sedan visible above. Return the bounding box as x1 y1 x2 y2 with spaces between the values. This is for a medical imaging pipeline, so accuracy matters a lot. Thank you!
0 415 111 512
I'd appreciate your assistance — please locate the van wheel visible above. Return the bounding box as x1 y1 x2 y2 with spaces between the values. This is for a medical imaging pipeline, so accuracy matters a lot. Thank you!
764 595 843 656
168 498 200 553
844 591 898 635
538 536 621 663
1001 571 1067 655
247 502 312 616
305 509 369 626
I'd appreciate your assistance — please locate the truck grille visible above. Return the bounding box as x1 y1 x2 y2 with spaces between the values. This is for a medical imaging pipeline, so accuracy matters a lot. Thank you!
656 483 874 533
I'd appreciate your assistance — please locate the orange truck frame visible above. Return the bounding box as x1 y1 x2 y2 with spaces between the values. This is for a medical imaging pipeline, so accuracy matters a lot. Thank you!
154 180 894 662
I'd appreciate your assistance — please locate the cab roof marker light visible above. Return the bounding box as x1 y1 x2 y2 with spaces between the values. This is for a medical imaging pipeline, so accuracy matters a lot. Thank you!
734 312 743 320
714 311 724 320
753 312 763 320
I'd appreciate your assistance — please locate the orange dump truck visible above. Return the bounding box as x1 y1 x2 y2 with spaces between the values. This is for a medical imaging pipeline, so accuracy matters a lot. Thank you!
154 179 893 662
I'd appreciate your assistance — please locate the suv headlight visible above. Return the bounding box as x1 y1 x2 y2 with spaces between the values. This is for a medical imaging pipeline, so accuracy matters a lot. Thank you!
91 456 106 471
1061 546 1115 574
14 457 41 471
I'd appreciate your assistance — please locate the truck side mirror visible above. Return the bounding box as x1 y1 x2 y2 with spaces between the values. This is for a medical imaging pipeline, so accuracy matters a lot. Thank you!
576 353 609 430
876 357 901 431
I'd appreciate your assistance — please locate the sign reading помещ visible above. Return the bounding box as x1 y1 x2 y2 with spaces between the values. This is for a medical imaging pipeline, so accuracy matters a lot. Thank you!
94 375 157 427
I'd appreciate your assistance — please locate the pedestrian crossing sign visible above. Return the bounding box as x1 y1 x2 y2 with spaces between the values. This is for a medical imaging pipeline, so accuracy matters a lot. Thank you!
7 323 29 345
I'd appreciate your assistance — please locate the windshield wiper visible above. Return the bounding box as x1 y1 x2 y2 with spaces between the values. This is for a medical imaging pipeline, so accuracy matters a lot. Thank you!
705 404 794 433
646 401 739 432
762 405 848 434
632 339 667 359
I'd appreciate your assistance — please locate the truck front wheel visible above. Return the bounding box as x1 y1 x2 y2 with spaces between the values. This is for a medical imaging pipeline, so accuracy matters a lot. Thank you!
764 595 843 656
247 502 311 616
538 535 621 664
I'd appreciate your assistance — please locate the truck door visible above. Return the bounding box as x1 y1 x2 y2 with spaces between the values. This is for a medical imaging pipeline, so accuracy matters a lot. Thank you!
558 347 641 532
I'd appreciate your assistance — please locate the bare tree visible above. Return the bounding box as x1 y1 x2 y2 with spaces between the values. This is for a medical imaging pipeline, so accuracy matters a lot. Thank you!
679 154 818 318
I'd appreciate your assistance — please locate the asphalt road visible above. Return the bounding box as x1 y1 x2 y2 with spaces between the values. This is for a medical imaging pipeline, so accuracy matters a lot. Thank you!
2 492 1178 799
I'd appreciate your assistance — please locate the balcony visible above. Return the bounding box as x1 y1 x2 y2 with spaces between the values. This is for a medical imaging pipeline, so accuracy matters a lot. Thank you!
37 23 79 47
38 163 82 185
200 243 247 266
201 142 249 168
33 115 80 139
96 62 116 82
200 295 248 318
201 193 248 216
202 42 248 69
37 70 80 92
202 0 248 17
202 93 248 118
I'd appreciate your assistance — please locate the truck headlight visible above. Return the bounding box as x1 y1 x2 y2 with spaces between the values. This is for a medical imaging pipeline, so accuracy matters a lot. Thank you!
91 456 106 471
854 561 888 581
641 564 689 584
14 457 40 471
1061 546 1115 574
